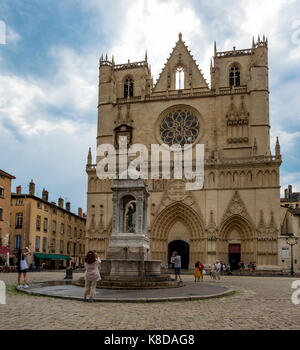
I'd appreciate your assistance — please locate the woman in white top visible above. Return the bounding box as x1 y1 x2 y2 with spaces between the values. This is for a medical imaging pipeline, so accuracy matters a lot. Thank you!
83 251 101 303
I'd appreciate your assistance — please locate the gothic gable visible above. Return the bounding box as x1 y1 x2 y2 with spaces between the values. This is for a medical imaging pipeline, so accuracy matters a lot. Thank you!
221 190 254 227
153 33 209 92
154 179 205 225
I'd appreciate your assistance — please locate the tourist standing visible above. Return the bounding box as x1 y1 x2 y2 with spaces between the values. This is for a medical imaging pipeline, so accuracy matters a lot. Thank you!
210 263 216 280
194 261 201 282
215 260 222 282
83 251 101 303
173 251 182 283
170 252 176 269
199 261 205 281
16 247 31 289
222 262 226 276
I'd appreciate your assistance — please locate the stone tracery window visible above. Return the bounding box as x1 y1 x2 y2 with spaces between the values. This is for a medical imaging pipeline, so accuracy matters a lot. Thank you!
124 77 134 98
229 65 240 87
160 108 200 147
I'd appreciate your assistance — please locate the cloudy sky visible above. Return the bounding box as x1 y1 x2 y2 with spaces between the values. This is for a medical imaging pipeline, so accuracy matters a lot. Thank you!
1 0 300 213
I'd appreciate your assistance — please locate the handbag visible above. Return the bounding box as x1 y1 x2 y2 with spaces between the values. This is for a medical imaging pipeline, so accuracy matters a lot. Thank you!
20 257 28 271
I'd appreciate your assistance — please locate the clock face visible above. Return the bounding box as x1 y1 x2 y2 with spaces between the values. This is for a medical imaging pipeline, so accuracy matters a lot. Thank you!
159 108 200 147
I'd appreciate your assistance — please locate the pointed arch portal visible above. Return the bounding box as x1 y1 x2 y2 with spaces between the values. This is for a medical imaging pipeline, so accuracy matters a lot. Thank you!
150 202 204 266
219 215 255 266
168 240 190 269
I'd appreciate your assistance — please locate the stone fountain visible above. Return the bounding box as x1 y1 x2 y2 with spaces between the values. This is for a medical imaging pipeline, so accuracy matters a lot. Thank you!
76 177 179 289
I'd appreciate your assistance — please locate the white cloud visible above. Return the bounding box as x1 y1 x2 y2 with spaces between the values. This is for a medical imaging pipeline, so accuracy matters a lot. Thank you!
0 46 98 137
1 0 300 208
5 25 21 44
47 46 98 114
270 129 300 154
109 0 204 82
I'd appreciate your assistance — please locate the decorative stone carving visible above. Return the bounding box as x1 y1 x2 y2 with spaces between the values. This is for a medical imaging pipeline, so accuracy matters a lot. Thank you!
226 96 249 144
161 179 194 208
107 178 150 260
152 179 168 192
206 210 218 241
221 191 253 227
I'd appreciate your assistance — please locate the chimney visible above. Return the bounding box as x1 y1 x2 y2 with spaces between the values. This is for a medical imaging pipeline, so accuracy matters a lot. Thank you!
284 188 288 199
42 188 49 202
29 179 35 196
288 185 292 199
78 208 83 217
83 213 87 218
16 186 22 194
66 202 71 212
58 197 64 208
51 201 56 206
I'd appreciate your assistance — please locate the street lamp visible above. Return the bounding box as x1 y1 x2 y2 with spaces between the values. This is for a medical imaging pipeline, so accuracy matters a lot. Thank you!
73 238 80 267
286 233 299 276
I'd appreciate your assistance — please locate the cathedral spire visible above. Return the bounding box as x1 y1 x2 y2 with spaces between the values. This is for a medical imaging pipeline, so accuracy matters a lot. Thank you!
87 147 92 165
275 136 281 159
178 32 182 42
145 50 148 62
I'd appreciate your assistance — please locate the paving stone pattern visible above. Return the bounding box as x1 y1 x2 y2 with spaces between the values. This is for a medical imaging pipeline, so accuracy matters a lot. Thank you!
0 272 300 330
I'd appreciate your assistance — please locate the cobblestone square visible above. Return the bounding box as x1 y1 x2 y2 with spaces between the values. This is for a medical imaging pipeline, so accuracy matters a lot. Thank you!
0 272 299 330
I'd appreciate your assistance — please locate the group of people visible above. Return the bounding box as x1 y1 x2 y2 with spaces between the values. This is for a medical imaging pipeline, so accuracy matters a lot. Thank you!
194 261 205 282
169 254 234 283
209 260 224 282
16 244 258 303
15 246 101 302
248 261 256 272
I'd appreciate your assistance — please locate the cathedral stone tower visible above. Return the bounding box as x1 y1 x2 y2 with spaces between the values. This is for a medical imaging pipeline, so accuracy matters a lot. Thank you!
86 34 282 270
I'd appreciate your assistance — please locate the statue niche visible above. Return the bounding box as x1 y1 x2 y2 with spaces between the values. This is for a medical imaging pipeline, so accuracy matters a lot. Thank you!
122 196 137 233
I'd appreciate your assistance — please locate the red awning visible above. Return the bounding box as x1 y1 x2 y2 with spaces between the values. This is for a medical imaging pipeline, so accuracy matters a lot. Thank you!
0 246 15 257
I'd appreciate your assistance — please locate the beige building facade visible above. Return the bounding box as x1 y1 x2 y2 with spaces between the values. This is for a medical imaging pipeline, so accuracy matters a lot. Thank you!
10 180 86 269
281 185 300 209
279 185 300 272
86 34 282 269
0 169 15 247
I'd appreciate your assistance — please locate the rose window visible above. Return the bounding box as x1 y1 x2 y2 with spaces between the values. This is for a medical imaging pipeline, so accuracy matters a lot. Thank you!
159 108 200 146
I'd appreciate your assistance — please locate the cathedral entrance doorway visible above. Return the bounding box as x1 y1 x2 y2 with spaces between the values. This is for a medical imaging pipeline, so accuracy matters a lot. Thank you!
168 240 189 269
228 243 241 270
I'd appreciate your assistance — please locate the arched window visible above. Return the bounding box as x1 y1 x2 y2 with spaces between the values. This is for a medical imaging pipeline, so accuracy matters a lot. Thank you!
124 77 134 98
229 65 240 87
176 66 184 90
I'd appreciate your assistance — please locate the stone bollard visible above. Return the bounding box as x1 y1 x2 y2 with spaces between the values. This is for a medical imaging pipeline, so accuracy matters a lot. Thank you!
64 267 73 280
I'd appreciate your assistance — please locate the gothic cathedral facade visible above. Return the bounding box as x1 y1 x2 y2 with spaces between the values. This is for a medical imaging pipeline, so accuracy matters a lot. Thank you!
86 34 282 269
